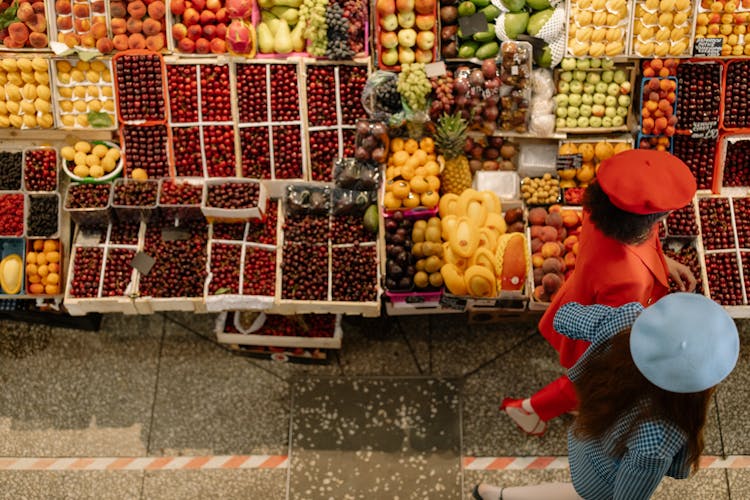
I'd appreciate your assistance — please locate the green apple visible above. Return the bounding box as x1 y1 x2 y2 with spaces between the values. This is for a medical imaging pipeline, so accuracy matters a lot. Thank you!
617 95 631 107
601 58 615 70
556 117 567 129
605 106 616 118
556 106 568 118
616 106 629 117
583 83 595 94
576 58 590 70
561 57 577 71
566 117 577 128
569 81 583 94
612 116 624 127
557 81 570 94
602 116 613 128
601 70 614 83
620 81 632 94
399 46 415 64
607 83 620 96
567 106 580 119
381 48 399 66
568 94 582 107
579 104 592 117
555 94 569 107
589 116 603 127
604 95 617 107
589 58 601 69
613 70 627 84
586 72 600 84
593 93 606 105
560 71 573 82
591 104 605 117
577 116 590 128
380 14 398 31
574 70 587 82
595 82 608 94
581 94 593 105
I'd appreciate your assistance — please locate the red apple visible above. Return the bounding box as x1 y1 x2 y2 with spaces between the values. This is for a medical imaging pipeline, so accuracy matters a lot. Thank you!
200 10 215 24
215 22 227 39
183 7 200 25
395 0 414 13
215 7 228 23
415 14 435 30
414 0 434 14
170 0 186 15
206 0 221 11
195 37 210 53
380 31 398 49
192 0 206 10
187 23 203 40
210 37 226 53
178 37 195 52
172 22 188 41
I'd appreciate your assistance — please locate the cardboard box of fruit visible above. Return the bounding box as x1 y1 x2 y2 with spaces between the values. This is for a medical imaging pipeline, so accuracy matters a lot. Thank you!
629 0 697 57
713 133 750 193
0 1 51 51
566 0 632 58
375 0 438 70
554 58 636 134
48 0 114 54
50 57 117 130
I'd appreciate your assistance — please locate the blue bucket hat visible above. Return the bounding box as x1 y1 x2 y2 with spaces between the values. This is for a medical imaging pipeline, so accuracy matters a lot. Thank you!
630 293 739 394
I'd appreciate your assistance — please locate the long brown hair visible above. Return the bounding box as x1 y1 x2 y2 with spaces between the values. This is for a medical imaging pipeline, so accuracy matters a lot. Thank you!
572 329 713 472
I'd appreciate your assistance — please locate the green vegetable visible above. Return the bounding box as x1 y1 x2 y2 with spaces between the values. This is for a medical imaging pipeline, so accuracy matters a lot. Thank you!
87 111 113 128
363 204 379 234
458 41 479 58
0 1 18 31
500 0 526 12
473 25 496 42
475 41 499 60
457 1 476 17
480 5 501 21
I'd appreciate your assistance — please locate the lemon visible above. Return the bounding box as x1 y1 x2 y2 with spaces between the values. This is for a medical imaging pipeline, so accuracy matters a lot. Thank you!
101 71 111 83
85 154 101 167
74 152 87 166
22 114 36 128
75 60 90 72
103 100 114 112
34 71 49 85
74 141 91 153
87 85 99 97
61 115 75 127
76 114 89 127
101 86 113 97
5 101 19 115
102 157 116 172
73 86 87 98
20 101 35 115
1 58 17 72
39 114 53 128
16 58 32 73
34 98 50 113
86 70 99 83
73 164 90 177
31 58 47 72
105 148 120 161
89 165 104 178
61 146 76 161
58 87 72 98
60 100 73 113
90 61 106 73
56 60 72 73
131 168 148 181
71 70 84 83
73 100 88 113
57 72 71 84
88 99 102 112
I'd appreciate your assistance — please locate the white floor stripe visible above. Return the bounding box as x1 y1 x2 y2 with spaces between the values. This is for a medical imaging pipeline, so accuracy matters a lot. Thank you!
160 456 193 470
45 458 78 471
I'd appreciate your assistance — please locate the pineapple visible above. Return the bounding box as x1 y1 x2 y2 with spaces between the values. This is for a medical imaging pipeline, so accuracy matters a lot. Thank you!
435 113 472 195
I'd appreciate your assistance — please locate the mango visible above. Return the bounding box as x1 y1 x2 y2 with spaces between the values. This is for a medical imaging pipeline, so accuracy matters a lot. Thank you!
1 254 23 294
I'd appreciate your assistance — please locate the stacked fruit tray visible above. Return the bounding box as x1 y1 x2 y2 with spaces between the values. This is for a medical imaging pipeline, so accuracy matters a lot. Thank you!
166 61 237 177
566 0 631 58
696 194 750 314
51 58 117 130
204 199 279 312
716 135 750 190
108 0 167 52
63 222 140 315
693 0 750 57
0 56 54 129
629 0 695 58
48 0 115 54
0 1 51 50
235 61 306 182
304 62 369 181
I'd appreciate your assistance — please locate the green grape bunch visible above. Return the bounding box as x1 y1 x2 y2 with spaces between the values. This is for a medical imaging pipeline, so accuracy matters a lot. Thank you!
397 63 432 112
300 0 329 56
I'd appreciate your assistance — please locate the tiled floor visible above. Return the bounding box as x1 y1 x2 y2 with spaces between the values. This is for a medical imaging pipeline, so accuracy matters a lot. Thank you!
0 310 747 499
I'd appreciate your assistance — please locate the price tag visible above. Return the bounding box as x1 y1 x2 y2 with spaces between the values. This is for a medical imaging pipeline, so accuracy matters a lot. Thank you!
693 38 723 57
405 294 426 304
130 251 156 276
162 228 190 241
425 61 447 79
440 294 467 311
76 229 103 245
691 121 718 140
458 12 489 38
556 154 583 170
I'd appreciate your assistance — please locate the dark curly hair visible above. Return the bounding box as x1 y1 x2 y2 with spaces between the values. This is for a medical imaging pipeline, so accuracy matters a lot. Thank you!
583 181 667 245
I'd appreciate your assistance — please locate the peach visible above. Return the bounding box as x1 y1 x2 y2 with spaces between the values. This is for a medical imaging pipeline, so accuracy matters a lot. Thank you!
563 235 578 252
548 204 562 213
203 24 216 38
193 0 206 9
183 8 200 25
63 32 79 47
73 3 89 17
55 0 72 14
96 37 113 53
528 207 548 226
531 252 544 269
126 17 143 34
91 21 107 39
142 18 162 36
127 1 147 19
3 35 24 48
210 37 226 53
187 24 202 40
79 33 95 47
195 37 210 53
28 31 47 48
74 18 91 33
171 0 186 16
57 16 73 30
542 272 563 295
111 19 127 35
215 7 229 24
110 2 126 18
26 13 47 33
92 0 105 13
541 241 562 258
177 37 195 52
542 257 564 274
148 1 166 20
533 285 550 302
539 225 559 243
112 33 129 50
172 23 188 41
533 267 545 287
145 34 165 51
17 2 34 23
8 22 29 43
200 10 216 24
530 237 543 253
561 209 580 228
128 33 146 49
564 252 576 269
545 211 563 229
556 226 567 241
215 23 227 39
207 0 222 11
32 1 45 13
572 241 580 256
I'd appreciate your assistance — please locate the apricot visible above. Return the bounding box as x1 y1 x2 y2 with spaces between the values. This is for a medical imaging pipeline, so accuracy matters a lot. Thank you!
541 241 562 258
148 1 166 20
563 235 578 252
564 252 576 269
28 32 47 48
172 23 187 41
145 34 164 51
55 0 72 14
110 18 127 35
127 0 147 19
91 21 107 39
63 32 79 47
112 33 129 51
531 252 544 269
79 33 95 47
74 18 91 33
72 3 89 17
126 17 143 34
57 16 73 30
128 33 146 49
17 2 34 23
109 2 126 18
142 18 162 37
561 210 580 228
8 22 29 43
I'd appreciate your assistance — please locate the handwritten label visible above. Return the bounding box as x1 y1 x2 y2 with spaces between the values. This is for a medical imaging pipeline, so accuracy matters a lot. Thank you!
424 61 447 78
439 294 467 311
556 154 583 171
76 229 102 245
161 228 190 241
405 294 426 304
458 12 488 38
693 38 723 57
691 121 718 139
130 251 156 276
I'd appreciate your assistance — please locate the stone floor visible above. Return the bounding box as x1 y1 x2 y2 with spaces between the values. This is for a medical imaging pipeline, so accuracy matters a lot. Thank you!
0 310 747 499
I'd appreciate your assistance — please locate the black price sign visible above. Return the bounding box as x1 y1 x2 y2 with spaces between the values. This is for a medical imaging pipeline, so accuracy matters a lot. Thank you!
693 38 723 57
458 12 488 38
691 121 718 139
439 294 467 311
556 154 583 171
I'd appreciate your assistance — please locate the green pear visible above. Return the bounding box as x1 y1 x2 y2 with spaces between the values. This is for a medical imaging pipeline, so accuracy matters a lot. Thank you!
503 11 528 39
257 22 275 53
274 21 293 54
500 0 526 12
526 0 550 9
290 22 305 52
271 6 299 26
267 18 282 36
526 8 552 36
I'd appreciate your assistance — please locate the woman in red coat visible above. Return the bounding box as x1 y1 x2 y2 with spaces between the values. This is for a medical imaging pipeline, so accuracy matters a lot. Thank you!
501 149 698 436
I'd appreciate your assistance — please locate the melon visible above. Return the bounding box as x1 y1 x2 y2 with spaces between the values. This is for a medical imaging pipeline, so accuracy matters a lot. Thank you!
495 233 528 291
0 254 23 294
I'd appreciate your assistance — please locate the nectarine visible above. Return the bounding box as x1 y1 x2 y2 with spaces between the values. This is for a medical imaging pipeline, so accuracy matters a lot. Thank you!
126 18 143 34
172 23 188 41
142 18 162 37
195 37 210 53
539 225 558 243
72 3 89 17
28 32 47 48
57 16 73 30
541 241 562 258
110 2 126 18
170 0 186 16
26 14 47 33
8 22 29 43
127 1 147 19
112 33 129 50
147 1 166 20
96 37 113 53
187 24 202 41
128 33 146 49
17 3 34 23
111 18 127 35
55 0 72 14
178 37 195 52
145 34 165 51
210 38 226 53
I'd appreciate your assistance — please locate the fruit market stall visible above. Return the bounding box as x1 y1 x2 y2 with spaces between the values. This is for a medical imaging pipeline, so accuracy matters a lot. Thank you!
0 0 750 348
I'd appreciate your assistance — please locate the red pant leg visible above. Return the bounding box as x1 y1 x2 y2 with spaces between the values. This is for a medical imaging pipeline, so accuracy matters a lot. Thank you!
529 375 578 422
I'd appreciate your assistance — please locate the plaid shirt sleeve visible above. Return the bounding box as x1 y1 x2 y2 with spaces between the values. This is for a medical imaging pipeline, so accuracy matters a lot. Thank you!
553 302 645 344
612 450 671 499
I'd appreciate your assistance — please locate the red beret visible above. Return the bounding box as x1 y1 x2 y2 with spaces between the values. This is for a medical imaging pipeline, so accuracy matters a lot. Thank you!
596 149 697 215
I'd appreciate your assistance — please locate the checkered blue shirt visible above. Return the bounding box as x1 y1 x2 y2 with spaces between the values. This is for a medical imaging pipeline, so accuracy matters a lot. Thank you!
554 302 692 500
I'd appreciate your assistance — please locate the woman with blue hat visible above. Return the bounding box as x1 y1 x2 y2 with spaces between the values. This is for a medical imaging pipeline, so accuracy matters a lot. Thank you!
474 292 739 499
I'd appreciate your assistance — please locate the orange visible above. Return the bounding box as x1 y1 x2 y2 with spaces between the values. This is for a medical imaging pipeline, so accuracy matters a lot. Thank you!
424 160 440 176
595 141 615 161
33 239 44 251
390 137 405 153
578 143 595 162
558 143 578 155
419 137 434 153
404 138 419 154
650 58 664 70
613 142 631 155
412 149 427 165
43 240 58 252
391 150 409 166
